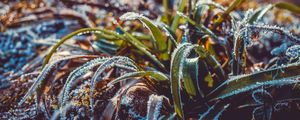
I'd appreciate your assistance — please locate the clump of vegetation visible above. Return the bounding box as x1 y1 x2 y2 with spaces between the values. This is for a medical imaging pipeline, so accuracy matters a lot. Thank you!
2 0 300 119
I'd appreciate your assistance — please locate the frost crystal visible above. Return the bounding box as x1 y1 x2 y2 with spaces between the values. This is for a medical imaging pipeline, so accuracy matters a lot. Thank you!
286 45 300 59
120 12 143 21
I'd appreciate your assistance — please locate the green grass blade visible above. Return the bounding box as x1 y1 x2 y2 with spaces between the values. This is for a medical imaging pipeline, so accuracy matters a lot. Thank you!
248 4 273 24
171 0 187 31
275 2 300 14
195 46 227 82
119 26 166 69
208 62 300 101
107 71 168 87
42 28 121 68
183 57 202 98
214 0 246 27
176 12 219 41
120 12 167 52
170 43 196 119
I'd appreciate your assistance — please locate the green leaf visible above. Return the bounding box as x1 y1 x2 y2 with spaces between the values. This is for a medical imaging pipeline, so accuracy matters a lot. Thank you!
208 62 300 101
119 26 166 69
92 39 119 55
171 0 187 31
107 71 168 87
170 43 196 119
176 12 219 41
275 2 300 14
183 57 202 98
214 0 246 27
248 4 273 24
120 12 167 53
194 3 209 24
195 46 227 82
249 2 300 24
42 28 122 68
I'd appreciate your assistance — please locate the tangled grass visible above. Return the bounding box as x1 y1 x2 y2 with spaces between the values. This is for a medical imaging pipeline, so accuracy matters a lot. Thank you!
2 0 300 119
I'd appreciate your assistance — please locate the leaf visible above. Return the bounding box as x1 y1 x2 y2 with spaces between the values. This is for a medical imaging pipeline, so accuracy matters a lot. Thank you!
60 57 110 107
286 45 300 59
119 26 166 69
92 39 119 55
107 71 168 87
275 2 300 14
199 102 230 120
18 55 98 106
177 12 219 41
120 12 167 54
146 94 165 120
214 0 246 27
170 0 187 31
183 57 202 98
251 89 273 104
208 62 300 101
170 43 196 119
195 46 227 82
248 4 273 24
89 56 138 119
42 28 122 68
194 3 209 24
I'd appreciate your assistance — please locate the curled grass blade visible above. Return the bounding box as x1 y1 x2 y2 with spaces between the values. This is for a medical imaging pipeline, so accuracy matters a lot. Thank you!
170 43 196 119
42 28 122 68
183 57 202 98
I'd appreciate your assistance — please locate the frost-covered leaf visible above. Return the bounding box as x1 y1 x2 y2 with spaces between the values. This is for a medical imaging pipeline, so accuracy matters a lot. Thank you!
251 89 273 104
119 26 166 69
107 71 168 87
271 43 288 56
214 0 246 26
42 28 122 68
176 12 219 41
286 45 300 59
199 102 230 120
183 57 203 98
120 12 166 53
146 94 165 120
170 43 196 119
89 56 138 118
248 4 273 24
208 62 300 100
18 55 98 106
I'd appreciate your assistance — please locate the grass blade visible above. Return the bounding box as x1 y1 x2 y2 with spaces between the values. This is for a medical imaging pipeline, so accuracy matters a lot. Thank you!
248 4 273 24
107 71 168 87
120 12 167 52
171 0 187 31
170 43 196 119
275 2 300 14
208 62 300 101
